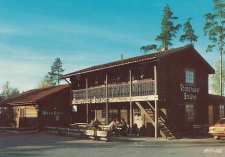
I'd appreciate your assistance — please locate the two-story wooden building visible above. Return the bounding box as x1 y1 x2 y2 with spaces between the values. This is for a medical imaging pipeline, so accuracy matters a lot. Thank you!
63 45 215 138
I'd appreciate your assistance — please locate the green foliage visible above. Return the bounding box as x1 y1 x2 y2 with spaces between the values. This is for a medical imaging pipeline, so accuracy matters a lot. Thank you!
140 4 181 53
180 18 198 46
210 60 225 96
203 0 225 96
155 4 182 49
203 0 225 52
1 81 20 99
48 57 65 86
0 94 4 101
140 44 157 53
36 75 52 89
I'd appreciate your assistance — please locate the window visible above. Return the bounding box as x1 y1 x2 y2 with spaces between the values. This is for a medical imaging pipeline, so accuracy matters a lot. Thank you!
134 108 141 116
20 107 26 118
102 109 106 118
185 69 195 85
185 103 195 122
72 105 77 112
219 105 224 118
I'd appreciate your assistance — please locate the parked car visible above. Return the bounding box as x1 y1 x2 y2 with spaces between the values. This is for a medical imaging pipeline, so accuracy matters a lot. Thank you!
209 118 225 140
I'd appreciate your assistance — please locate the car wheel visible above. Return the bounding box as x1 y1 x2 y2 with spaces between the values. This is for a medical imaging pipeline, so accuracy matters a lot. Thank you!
214 136 221 140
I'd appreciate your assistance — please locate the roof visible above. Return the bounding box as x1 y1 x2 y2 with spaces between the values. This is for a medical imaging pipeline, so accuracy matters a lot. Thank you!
63 45 214 78
0 84 70 107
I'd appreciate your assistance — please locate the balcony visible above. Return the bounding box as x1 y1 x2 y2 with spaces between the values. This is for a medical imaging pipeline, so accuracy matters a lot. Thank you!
72 80 158 104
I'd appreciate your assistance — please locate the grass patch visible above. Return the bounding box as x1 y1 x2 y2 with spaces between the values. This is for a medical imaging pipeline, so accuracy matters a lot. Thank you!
0 126 14 130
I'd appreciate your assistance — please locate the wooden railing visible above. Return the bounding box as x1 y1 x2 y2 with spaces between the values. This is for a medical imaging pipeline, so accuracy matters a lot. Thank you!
72 80 155 103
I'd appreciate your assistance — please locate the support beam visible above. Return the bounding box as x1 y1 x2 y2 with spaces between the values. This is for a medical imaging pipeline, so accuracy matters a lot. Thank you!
106 75 109 125
86 78 89 123
154 66 158 138
130 101 133 135
129 70 133 135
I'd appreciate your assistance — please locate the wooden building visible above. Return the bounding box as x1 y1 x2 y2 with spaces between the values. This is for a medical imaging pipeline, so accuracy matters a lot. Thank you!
208 94 225 126
63 45 215 138
0 84 70 130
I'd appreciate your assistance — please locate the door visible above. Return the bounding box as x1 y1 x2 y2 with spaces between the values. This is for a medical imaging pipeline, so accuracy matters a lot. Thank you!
133 108 143 128
208 105 214 125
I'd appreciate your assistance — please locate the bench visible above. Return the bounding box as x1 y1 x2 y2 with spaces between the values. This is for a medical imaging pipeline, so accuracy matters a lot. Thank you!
193 125 209 135
44 126 85 139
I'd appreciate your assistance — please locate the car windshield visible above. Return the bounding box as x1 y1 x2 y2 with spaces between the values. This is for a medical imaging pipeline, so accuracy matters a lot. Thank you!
216 119 225 125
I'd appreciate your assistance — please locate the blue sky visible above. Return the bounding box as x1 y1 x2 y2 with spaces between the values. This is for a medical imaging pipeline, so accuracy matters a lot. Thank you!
0 0 219 92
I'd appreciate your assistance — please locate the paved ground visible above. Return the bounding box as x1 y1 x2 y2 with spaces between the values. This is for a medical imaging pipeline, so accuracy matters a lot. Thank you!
1 130 225 157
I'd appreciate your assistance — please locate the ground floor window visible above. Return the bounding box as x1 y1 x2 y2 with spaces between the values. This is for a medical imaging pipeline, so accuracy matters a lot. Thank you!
134 108 141 116
185 103 195 122
72 105 77 112
20 107 26 118
219 105 224 118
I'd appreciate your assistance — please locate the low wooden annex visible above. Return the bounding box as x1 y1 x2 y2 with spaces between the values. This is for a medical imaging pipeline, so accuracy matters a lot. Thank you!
0 84 70 130
64 45 215 138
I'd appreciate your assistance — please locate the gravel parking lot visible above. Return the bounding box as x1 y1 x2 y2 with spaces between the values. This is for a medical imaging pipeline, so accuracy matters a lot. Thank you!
1 130 225 157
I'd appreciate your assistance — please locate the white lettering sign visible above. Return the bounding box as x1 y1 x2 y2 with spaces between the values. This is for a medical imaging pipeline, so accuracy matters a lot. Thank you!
180 84 200 93
41 111 62 115
72 97 107 104
180 84 199 100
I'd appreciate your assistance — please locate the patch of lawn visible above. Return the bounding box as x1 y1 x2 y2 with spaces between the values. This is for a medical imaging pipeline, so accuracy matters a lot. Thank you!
0 126 14 130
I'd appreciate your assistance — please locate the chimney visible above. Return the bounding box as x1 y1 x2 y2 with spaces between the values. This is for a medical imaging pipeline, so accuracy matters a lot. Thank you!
120 54 123 61
161 47 168 51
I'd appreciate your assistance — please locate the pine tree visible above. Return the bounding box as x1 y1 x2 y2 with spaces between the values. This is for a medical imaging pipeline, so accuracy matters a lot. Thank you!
180 18 198 46
48 57 65 86
140 44 157 54
140 4 181 53
155 4 181 49
210 60 225 96
203 0 225 96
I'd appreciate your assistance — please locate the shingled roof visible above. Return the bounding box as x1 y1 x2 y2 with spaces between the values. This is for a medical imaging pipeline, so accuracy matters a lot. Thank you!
63 45 214 78
0 84 70 107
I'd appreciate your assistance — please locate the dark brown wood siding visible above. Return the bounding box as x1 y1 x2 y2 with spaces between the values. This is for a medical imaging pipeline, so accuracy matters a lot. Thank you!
157 49 210 132
37 87 70 130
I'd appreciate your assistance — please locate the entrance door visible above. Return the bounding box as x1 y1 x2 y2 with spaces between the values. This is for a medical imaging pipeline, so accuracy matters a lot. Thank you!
208 105 214 125
133 108 143 128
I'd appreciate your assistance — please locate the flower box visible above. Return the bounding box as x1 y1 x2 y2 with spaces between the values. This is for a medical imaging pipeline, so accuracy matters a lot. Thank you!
85 130 95 136
96 130 112 142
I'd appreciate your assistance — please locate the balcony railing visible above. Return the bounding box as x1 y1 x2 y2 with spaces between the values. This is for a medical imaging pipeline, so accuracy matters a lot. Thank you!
72 80 155 104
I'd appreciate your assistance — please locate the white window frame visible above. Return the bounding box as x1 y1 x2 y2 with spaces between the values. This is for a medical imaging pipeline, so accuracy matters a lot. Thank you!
185 103 195 122
134 108 141 116
185 68 195 86
20 107 26 118
219 105 225 118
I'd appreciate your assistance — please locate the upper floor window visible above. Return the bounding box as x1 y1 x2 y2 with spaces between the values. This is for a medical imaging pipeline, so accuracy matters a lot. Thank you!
185 69 195 85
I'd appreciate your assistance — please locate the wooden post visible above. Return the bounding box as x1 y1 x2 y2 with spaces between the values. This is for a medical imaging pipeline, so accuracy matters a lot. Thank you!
86 78 89 123
106 75 109 125
129 70 133 135
154 66 158 138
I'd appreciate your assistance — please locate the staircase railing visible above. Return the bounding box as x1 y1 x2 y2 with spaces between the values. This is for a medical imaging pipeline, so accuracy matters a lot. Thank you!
136 101 176 138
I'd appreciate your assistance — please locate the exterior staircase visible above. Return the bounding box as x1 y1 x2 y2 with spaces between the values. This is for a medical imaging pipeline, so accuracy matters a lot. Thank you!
135 101 177 139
